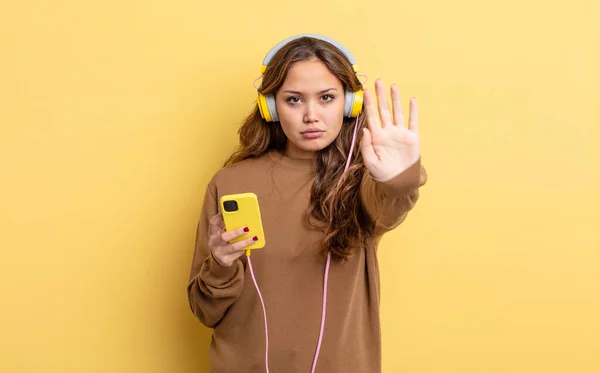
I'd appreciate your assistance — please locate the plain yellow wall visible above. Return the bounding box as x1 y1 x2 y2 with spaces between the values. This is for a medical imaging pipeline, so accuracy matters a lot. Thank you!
1 0 599 372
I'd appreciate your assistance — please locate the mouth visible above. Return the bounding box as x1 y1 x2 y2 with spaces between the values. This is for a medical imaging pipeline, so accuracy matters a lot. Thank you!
301 128 325 139
301 128 324 134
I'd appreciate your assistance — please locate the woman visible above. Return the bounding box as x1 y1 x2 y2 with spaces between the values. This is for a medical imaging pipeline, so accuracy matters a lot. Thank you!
187 34 427 373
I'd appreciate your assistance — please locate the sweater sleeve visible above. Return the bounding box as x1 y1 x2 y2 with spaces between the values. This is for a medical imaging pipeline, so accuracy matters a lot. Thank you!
360 158 428 236
187 182 245 328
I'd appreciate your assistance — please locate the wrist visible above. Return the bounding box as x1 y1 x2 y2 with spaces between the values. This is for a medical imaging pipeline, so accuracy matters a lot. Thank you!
210 252 231 268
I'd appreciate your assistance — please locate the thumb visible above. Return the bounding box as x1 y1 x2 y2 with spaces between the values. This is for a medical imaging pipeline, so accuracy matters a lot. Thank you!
360 128 378 165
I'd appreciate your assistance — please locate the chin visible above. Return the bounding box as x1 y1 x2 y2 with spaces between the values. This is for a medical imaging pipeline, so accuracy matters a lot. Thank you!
299 139 334 153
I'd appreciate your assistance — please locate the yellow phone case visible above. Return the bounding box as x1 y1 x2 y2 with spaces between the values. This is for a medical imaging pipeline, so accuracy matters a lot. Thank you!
220 192 266 250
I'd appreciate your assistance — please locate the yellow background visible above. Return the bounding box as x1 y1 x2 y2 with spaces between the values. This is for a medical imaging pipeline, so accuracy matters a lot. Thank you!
1 0 599 372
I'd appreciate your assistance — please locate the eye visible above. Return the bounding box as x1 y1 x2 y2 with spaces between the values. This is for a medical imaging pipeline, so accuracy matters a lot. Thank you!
286 96 301 104
321 94 335 102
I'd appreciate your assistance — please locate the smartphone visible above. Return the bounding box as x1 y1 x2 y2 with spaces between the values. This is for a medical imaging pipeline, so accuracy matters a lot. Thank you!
220 192 266 251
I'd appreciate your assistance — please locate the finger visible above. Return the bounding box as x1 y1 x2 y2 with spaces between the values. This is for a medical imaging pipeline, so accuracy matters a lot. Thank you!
214 242 244 258
363 89 382 134
360 128 379 164
391 84 405 126
230 235 259 252
375 79 392 127
408 97 419 133
221 225 250 243
208 212 224 234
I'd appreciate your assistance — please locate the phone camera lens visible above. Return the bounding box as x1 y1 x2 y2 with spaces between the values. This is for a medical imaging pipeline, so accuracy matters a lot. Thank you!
223 200 238 212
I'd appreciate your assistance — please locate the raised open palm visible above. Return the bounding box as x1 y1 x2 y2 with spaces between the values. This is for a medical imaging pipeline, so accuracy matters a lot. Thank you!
360 79 421 181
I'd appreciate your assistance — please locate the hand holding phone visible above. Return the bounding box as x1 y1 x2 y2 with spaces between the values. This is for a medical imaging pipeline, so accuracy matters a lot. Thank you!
206 212 256 267
206 193 266 267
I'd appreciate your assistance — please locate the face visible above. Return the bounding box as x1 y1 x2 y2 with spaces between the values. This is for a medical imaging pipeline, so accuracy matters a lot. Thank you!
275 58 345 159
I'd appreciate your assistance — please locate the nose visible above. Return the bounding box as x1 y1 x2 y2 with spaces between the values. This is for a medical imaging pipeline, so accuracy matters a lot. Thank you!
303 100 319 123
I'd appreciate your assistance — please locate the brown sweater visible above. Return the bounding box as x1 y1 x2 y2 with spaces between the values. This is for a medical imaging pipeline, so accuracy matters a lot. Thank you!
187 150 427 373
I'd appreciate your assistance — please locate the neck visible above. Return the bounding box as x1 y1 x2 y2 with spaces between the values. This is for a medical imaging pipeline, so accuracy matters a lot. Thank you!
284 145 316 160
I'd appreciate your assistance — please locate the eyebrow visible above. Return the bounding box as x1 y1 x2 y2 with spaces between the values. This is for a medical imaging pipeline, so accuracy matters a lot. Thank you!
281 88 338 95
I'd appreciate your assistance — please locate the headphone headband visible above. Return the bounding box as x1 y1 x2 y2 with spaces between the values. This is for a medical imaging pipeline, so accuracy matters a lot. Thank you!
261 34 358 74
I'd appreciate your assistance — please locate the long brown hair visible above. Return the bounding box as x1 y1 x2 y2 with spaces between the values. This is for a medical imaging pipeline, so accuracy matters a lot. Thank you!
224 37 372 261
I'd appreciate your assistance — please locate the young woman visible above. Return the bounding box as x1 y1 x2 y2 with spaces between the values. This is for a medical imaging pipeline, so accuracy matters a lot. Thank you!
187 34 427 373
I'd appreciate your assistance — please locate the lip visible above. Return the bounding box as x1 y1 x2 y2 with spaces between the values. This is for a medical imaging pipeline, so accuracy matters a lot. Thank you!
301 128 324 134
301 128 324 139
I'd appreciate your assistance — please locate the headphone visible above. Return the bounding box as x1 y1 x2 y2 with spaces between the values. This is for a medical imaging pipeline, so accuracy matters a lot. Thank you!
257 34 364 123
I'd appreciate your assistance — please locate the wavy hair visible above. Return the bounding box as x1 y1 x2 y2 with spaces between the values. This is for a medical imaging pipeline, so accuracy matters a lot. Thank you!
224 37 372 261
